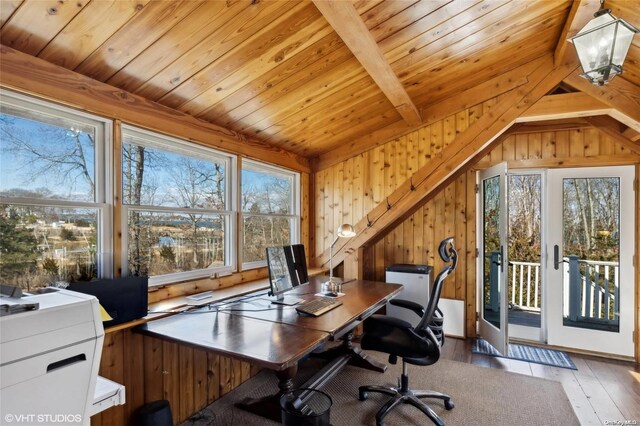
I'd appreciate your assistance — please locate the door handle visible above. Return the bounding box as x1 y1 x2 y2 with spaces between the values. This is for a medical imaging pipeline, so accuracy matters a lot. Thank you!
553 245 560 270
500 245 504 273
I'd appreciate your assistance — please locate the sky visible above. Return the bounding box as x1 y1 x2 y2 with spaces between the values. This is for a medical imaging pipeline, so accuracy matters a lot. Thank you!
1 112 292 212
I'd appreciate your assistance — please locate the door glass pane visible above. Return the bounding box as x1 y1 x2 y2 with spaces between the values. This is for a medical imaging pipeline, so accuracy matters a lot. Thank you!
483 176 501 328
562 177 620 332
508 175 542 328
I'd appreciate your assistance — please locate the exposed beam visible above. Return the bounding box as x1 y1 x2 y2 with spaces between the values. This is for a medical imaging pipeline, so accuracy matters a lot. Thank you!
518 92 611 121
622 127 640 142
554 0 600 66
510 118 592 134
475 153 640 171
564 71 640 132
315 55 580 268
312 62 535 171
585 115 640 154
312 0 421 126
0 44 310 173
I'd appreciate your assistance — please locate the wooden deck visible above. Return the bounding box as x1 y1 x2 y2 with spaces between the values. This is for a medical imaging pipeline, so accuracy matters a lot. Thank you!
509 309 542 328
441 338 640 425
484 308 543 328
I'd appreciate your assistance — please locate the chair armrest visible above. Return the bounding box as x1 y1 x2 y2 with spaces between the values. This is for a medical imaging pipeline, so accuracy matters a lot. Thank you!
389 299 424 318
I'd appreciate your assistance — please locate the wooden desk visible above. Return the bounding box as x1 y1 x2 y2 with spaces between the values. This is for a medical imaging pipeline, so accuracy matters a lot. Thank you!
138 279 401 421
137 311 328 371
226 278 400 336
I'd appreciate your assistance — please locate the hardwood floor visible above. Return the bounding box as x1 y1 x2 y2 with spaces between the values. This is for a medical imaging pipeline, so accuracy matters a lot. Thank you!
440 338 640 425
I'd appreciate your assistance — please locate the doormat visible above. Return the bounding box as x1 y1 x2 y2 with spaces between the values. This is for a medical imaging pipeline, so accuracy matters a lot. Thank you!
472 339 577 370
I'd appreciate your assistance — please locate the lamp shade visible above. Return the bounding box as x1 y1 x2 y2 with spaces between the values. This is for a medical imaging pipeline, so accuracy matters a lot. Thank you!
336 223 356 238
568 9 638 86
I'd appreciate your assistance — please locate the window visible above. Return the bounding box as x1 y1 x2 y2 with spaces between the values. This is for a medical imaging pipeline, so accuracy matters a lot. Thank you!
1 90 302 289
121 125 236 285
0 90 112 290
241 160 299 269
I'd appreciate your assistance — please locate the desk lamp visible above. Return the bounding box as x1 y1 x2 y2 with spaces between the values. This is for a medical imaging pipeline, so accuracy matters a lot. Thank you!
323 223 356 289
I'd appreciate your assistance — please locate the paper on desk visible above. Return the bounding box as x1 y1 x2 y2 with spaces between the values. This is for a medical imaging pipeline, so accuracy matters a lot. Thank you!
99 304 113 321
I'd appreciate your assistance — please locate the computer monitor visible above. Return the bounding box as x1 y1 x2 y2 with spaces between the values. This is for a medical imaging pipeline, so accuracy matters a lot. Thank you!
266 244 308 305
290 244 309 286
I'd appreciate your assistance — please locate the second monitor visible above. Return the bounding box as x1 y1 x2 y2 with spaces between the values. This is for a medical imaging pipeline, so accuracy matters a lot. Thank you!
266 244 309 305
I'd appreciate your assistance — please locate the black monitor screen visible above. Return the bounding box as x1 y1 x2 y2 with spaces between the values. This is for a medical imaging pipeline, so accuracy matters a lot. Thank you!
266 244 308 297
290 244 309 286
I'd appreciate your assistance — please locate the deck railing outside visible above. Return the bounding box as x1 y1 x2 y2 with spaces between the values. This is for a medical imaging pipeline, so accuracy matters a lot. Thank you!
563 256 619 323
486 252 619 324
509 260 541 312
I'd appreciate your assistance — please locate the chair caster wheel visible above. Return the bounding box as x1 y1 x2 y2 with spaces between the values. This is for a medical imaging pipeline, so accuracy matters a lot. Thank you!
445 399 454 410
359 390 369 401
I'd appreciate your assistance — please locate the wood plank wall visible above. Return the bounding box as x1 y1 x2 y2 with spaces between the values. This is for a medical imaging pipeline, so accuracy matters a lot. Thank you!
315 96 502 299
315 100 639 340
91 329 259 426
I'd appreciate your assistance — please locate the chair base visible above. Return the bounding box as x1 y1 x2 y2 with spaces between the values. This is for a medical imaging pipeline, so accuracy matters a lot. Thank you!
359 374 453 426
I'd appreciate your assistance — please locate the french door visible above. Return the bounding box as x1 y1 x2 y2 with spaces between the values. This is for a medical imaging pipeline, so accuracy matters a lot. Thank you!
478 164 635 358
546 166 635 357
477 163 509 355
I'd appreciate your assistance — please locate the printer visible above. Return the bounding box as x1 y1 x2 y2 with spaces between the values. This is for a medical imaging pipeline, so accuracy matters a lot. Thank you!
0 288 125 426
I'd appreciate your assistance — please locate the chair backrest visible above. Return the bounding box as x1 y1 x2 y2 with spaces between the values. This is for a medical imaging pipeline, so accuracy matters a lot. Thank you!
415 237 457 334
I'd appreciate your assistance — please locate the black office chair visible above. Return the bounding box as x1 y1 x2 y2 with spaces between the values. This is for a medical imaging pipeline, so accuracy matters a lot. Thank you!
358 237 458 426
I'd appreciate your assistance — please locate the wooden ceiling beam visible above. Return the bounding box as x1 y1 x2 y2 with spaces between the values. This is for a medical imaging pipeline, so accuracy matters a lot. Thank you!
314 54 580 268
564 71 640 131
510 118 592 134
518 92 611 122
622 127 640 142
0 45 310 172
585 115 640 154
554 0 600 66
312 0 421 127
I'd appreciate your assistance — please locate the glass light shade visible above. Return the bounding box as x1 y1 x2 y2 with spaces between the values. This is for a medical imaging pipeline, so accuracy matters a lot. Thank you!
336 223 356 238
568 10 639 86
324 223 356 286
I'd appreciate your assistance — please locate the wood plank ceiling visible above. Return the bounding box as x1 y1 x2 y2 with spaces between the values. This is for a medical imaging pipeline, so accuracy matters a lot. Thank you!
1 0 638 160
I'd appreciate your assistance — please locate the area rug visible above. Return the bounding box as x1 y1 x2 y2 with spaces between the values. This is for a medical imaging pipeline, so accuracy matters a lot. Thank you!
181 356 579 426
472 338 577 370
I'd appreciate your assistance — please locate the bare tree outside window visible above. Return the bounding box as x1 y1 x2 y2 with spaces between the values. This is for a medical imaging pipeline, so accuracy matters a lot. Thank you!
241 165 297 265
0 105 105 289
121 132 230 280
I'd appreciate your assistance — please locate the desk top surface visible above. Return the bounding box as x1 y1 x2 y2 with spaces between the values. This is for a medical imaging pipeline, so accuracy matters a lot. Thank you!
227 278 402 335
138 310 329 370
138 279 401 370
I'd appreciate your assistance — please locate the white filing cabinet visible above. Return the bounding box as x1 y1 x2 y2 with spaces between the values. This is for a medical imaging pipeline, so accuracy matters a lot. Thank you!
386 264 466 337
386 264 433 327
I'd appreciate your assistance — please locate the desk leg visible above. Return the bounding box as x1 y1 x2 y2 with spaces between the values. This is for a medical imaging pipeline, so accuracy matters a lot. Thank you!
313 332 387 373
235 364 297 422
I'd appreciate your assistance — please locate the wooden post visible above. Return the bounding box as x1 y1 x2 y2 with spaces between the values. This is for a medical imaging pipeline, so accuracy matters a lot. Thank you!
568 255 580 321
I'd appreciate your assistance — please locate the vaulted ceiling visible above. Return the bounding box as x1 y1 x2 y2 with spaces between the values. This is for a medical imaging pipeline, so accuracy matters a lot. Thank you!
0 0 638 160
